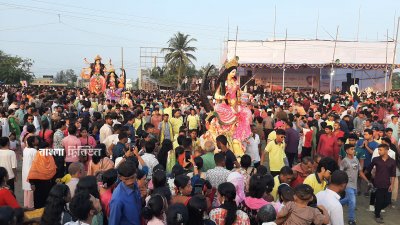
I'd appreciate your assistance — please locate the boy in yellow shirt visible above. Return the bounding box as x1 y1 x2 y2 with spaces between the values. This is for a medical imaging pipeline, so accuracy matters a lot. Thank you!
303 157 338 194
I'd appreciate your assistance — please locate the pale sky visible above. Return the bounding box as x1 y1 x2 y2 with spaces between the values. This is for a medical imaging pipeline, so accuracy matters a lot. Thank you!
0 0 399 80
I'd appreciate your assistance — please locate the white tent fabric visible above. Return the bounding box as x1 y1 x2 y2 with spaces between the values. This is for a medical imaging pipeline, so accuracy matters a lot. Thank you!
224 40 396 65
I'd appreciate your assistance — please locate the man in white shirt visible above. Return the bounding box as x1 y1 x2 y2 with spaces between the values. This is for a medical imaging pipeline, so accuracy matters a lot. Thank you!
140 141 159 180
245 125 261 166
317 170 348 225
100 115 113 143
103 124 122 156
0 137 17 192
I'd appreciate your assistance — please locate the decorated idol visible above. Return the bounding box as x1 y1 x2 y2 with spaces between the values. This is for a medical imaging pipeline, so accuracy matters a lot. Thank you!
82 55 108 94
200 57 252 157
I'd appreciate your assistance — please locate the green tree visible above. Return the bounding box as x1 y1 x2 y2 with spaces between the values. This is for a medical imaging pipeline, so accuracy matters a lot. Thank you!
392 72 400 90
0 50 35 84
198 63 219 78
162 32 197 89
54 69 77 84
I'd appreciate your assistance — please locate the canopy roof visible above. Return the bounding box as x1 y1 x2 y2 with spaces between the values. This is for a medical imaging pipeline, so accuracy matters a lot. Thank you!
224 40 399 69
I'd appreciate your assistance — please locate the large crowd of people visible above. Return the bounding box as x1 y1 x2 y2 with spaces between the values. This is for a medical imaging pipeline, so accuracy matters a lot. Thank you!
0 85 399 225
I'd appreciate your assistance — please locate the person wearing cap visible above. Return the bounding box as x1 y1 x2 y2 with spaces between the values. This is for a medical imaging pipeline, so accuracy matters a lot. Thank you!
266 120 286 145
261 129 288 176
314 112 323 131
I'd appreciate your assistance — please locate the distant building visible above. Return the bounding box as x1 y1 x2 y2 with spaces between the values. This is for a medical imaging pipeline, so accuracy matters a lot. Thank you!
125 78 133 90
223 39 400 92
31 77 67 87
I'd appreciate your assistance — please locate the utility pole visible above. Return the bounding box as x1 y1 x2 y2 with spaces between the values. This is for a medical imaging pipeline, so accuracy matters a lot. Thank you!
282 29 287 93
121 47 124 69
389 17 400 94
330 26 339 94
273 5 277 40
385 29 389 93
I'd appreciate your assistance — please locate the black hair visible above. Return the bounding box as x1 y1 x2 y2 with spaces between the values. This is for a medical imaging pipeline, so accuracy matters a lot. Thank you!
101 169 117 189
187 195 208 225
214 152 225 165
166 203 189 225
262 174 275 193
69 191 93 221
174 175 190 191
142 194 165 221
277 184 294 202
92 143 107 164
145 141 156 154
316 157 339 173
330 170 349 185
256 165 268 176
0 167 8 185
0 206 22 225
118 132 128 141
325 125 333 130
0 137 9 148
41 184 71 225
144 123 155 131
240 154 252 169
182 137 192 149
27 135 37 148
54 120 66 130
378 143 389 150
276 129 286 136
216 135 228 145
294 184 314 201
280 166 293 176
118 161 137 177
348 133 358 140
344 144 355 151
193 157 203 170
152 169 167 188
249 175 267 198
68 125 77 135
75 176 100 199
365 128 373 135
170 164 185 178
177 135 186 146
218 182 237 225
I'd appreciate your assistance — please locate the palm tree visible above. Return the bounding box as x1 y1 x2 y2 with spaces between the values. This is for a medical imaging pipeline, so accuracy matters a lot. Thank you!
162 32 197 89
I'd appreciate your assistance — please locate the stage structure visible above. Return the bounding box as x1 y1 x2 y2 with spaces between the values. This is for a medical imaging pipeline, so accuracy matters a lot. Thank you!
139 47 165 91
223 40 400 93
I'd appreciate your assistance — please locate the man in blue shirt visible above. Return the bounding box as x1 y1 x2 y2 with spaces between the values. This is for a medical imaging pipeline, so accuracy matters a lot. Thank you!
109 161 142 225
124 114 136 147
112 132 129 162
356 129 379 169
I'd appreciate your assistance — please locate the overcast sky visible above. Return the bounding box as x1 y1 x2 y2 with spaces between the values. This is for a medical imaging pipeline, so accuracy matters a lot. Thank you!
0 0 399 80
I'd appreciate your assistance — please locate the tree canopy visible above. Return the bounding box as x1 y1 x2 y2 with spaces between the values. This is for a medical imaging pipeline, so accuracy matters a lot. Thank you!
162 32 197 89
54 69 78 84
0 50 35 84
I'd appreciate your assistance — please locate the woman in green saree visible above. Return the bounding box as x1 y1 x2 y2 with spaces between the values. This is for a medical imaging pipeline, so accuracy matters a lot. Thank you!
8 109 21 139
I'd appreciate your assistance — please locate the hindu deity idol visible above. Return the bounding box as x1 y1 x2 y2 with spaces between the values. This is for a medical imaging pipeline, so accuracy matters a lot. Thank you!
119 91 133 108
200 57 252 157
106 70 119 90
82 55 107 94
118 69 126 90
